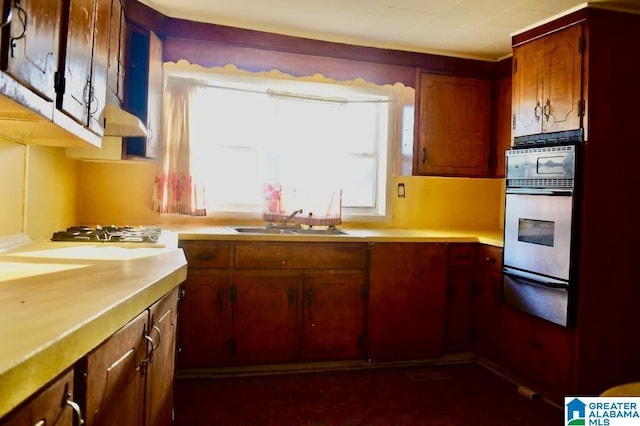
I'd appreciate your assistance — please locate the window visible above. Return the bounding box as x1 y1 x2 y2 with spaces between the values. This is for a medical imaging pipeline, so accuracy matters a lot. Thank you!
165 67 406 222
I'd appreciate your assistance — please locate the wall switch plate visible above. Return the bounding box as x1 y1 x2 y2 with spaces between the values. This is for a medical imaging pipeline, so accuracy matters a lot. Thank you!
397 183 405 198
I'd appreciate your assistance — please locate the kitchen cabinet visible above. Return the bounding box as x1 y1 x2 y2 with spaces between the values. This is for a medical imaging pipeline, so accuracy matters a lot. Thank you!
493 75 512 176
83 288 178 426
107 0 126 104
177 242 232 367
58 0 109 135
0 369 78 426
367 242 448 362
414 73 492 177
0 0 62 112
471 245 502 361
125 25 162 158
498 304 572 399
232 272 301 364
445 244 476 353
178 241 367 367
511 24 583 138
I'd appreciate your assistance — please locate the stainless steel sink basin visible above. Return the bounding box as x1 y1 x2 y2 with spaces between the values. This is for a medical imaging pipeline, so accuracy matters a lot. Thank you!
227 226 348 236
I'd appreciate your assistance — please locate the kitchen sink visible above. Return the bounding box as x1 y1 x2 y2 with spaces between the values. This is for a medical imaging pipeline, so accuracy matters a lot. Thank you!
227 226 348 236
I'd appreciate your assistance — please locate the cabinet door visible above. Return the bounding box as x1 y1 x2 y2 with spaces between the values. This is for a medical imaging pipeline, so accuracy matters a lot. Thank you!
177 270 231 368
87 0 109 134
415 73 491 177
367 243 448 361
471 245 502 360
512 40 544 138
146 288 178 426
494 75 512 177
85 310 147 426
107 0 125 103
2 0 62 103
0 369 75 426
542 24 583 134
302 272 365 361
232 273 301 364
445 267 474 353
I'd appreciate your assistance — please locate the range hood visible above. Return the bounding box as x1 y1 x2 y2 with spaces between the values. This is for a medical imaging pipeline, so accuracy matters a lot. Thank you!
102 103 148 137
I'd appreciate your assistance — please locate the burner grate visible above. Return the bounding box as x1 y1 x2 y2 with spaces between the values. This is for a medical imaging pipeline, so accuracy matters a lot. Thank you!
51 226 161 243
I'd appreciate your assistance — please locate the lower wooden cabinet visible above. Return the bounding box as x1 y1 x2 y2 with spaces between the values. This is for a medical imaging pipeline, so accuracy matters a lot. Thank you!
471 245 503 360
0 369 78 426
445 244 476 353
178 241 368 367
83 288 178 426
498 304 572 398
233 272 301 365
367 242 448 362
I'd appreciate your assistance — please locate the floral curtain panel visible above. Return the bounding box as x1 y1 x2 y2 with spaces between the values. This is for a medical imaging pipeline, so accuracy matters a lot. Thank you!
152 77 207 216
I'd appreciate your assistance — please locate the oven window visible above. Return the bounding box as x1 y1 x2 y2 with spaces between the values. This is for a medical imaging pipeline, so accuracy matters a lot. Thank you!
518 219 554 247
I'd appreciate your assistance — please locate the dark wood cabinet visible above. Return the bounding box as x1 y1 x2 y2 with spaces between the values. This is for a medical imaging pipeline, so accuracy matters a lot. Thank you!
512 24 583 138
445 244 476 353
367 242 448 361
59 0 109 134
178 241 367 367
107 0 126 104
493 75 512 176
233 272 301 364
471 245 502 361
84 288 178 426
85 310 147 426
0 369 77 426
1 0 62 105
414 73 492 177
302 272 365 361
125 25 162 158
498 304 572 398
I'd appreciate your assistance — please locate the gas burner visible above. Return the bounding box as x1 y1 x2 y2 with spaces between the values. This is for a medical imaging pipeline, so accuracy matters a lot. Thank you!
51 226 161 243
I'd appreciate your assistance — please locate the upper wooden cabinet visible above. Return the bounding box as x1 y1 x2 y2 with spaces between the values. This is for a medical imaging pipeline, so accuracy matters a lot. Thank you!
107 0 126 104
58 0 109 135
1 0 61 105
512 24 584 138
414 73 492 177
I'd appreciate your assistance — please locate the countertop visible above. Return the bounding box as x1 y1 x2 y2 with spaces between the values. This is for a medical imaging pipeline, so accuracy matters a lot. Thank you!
174 225 504 247
0 241 187 419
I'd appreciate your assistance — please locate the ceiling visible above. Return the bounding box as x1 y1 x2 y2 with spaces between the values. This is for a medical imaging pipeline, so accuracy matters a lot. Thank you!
137 0 640 61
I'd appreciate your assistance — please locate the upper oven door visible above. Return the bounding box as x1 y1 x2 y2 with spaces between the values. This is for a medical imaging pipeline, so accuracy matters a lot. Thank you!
503 189 574 280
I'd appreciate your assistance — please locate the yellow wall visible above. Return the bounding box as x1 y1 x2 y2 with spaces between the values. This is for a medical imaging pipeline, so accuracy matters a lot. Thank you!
0 140 79 242
77 160 504 231
0 140 26 236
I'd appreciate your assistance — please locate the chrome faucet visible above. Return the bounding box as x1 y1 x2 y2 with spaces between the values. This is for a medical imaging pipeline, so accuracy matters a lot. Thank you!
282 209 303 225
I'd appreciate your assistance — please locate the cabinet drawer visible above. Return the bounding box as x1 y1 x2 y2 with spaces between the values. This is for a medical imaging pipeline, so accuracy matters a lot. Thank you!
449 244 476 266
180 242 231 269
235 243 367 269
476 245 502 272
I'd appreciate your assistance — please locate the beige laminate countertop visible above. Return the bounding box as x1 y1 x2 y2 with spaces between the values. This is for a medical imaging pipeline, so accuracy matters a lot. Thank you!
0 241 187 419
174 225 504 247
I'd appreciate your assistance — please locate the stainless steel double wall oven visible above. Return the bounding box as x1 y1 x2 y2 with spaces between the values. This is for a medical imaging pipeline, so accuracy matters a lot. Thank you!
502 130 582 326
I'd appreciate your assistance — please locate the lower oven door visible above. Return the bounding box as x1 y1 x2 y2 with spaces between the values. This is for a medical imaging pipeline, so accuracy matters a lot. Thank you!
503 266 570 326
503 188 574 281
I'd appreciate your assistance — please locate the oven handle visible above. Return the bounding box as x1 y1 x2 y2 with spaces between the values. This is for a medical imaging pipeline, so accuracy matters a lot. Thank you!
506 188 573 196
503 266 569 289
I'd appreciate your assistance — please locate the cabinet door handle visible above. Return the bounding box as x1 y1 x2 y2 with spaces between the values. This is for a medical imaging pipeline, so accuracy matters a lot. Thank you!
543 99 551 122
66 393 85 425
421 147 427 164
534 100 542 122
288 288 296 305
306 288 314 306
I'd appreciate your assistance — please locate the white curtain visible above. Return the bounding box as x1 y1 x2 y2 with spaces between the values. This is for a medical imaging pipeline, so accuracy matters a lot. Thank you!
151 77 207 216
